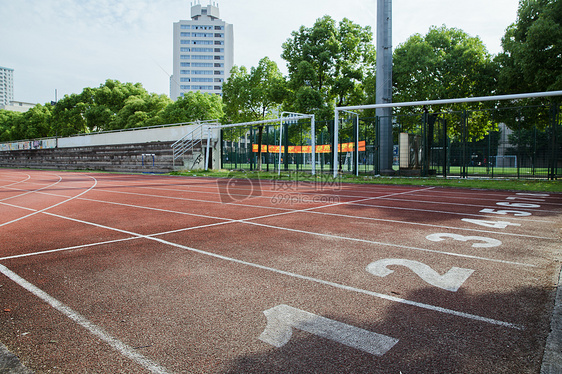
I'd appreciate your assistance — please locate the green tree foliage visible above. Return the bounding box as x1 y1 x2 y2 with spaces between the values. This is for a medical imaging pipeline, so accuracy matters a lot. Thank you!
497 0 562 93
222 57 287 169
494 0 561 135
51 79 171 134
0 110 23 141
281 16 375 121
159 91 223 124
393 26 498 139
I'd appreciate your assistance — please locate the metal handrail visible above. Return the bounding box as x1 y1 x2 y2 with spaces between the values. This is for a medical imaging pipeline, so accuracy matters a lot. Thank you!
172 120 219 167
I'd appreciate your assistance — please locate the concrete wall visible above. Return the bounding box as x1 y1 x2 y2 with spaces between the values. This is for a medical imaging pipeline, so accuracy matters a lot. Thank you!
0 124 222 172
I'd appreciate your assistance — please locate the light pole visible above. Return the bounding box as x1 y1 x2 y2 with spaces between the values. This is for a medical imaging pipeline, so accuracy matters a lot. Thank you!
376 0 393 174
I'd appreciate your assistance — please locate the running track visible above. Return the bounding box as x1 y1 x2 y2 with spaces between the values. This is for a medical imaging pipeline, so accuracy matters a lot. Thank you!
0 169 561 373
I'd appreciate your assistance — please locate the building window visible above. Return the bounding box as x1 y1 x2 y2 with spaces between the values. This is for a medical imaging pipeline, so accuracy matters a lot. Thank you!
180 85 190 89
180 47 190 52
180 55 190 59
214 41 224 45
192 85 213 90
191 78 213 82
214 56 224 60
181 25 190 29
192 62 213 67
192 70 213 75
181 40 190 44
192 55 213 60
180 78 190 82
192 40 213 45
214 86 222 90
214 63 224 67
180 32 190 37
214 26 224 30
214 70 224 75
180 62 190 67
192 32 213 38
214 78 224 82
214 33 224 38
193 25 213 30
180 70 190 74
191 48 214 52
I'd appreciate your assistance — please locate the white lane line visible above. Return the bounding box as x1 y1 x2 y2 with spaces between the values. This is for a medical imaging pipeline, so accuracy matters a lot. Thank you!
79 186 559 235
379 197 561 214
241 221 536 267
0 174 62 202
18 210 524 330
0 237 140 261
0 173 31 188
0 264 171 374
2 188 539 267
300 210 554 240
0 175 96 228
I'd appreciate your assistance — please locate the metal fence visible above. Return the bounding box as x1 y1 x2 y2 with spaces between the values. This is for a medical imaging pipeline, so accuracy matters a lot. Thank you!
221 103 561 180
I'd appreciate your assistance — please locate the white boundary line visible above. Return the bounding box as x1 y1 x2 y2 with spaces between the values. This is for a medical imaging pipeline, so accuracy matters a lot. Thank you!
0 264 171 374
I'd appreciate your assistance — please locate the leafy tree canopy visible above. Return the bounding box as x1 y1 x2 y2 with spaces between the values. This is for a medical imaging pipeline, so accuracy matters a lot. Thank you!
497 0 562 93
281 16 375 121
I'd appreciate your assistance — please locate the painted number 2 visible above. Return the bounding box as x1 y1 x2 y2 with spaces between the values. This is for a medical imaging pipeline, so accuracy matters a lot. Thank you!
366 259 474 292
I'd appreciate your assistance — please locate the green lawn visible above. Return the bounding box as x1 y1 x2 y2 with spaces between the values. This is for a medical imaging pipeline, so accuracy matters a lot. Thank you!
170 168 561 193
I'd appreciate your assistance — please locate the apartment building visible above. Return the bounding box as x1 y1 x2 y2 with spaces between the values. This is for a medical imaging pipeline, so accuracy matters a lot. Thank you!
170 2 234 100
0 66 14 106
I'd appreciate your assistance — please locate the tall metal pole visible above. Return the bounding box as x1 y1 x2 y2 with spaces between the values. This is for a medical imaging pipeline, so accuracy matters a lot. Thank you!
376 0 393 174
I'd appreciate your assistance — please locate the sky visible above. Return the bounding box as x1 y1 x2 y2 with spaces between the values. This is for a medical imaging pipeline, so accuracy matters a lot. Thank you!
0 0 520 105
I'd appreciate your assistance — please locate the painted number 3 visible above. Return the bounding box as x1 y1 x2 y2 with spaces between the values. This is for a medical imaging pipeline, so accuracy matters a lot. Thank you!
425 233 502 248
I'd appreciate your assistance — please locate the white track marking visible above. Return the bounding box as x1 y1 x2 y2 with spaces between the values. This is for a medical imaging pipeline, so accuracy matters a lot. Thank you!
1 194 538 267
0 264 171 374
12 210 524 329
0 237 139 261
0 174 62 202
0 175 96 227
0 173 31 188
259 304 399 355
2 186 557 240
366 259 474 292
241 221 534 267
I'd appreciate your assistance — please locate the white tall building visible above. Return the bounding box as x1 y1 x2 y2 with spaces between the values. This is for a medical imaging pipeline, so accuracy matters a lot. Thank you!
0 66 14 106
170 2 234 100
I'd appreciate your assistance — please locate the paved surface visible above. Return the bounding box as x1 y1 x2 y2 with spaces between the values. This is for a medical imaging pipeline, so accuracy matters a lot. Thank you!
0 169 561 373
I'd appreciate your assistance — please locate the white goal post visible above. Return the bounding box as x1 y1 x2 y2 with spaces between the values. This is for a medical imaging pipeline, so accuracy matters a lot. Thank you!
333 90 562 178
205 113 316 174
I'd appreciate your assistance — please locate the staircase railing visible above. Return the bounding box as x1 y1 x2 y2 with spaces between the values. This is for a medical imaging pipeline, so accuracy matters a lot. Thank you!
171 120 219 167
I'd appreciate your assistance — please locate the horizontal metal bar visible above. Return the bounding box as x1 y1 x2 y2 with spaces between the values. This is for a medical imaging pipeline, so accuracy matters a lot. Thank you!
336 91 562 112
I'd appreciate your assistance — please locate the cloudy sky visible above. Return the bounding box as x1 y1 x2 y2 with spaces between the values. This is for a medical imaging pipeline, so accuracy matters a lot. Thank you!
1 0 520 105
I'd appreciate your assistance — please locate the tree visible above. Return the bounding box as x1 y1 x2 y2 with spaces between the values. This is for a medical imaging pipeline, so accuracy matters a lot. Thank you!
222 57 287 170
393 25 499 138
112 93 171 129
0 110 23 141
159 91 223 125
282 16 375 121
51 79 162 134
497 0 562 94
